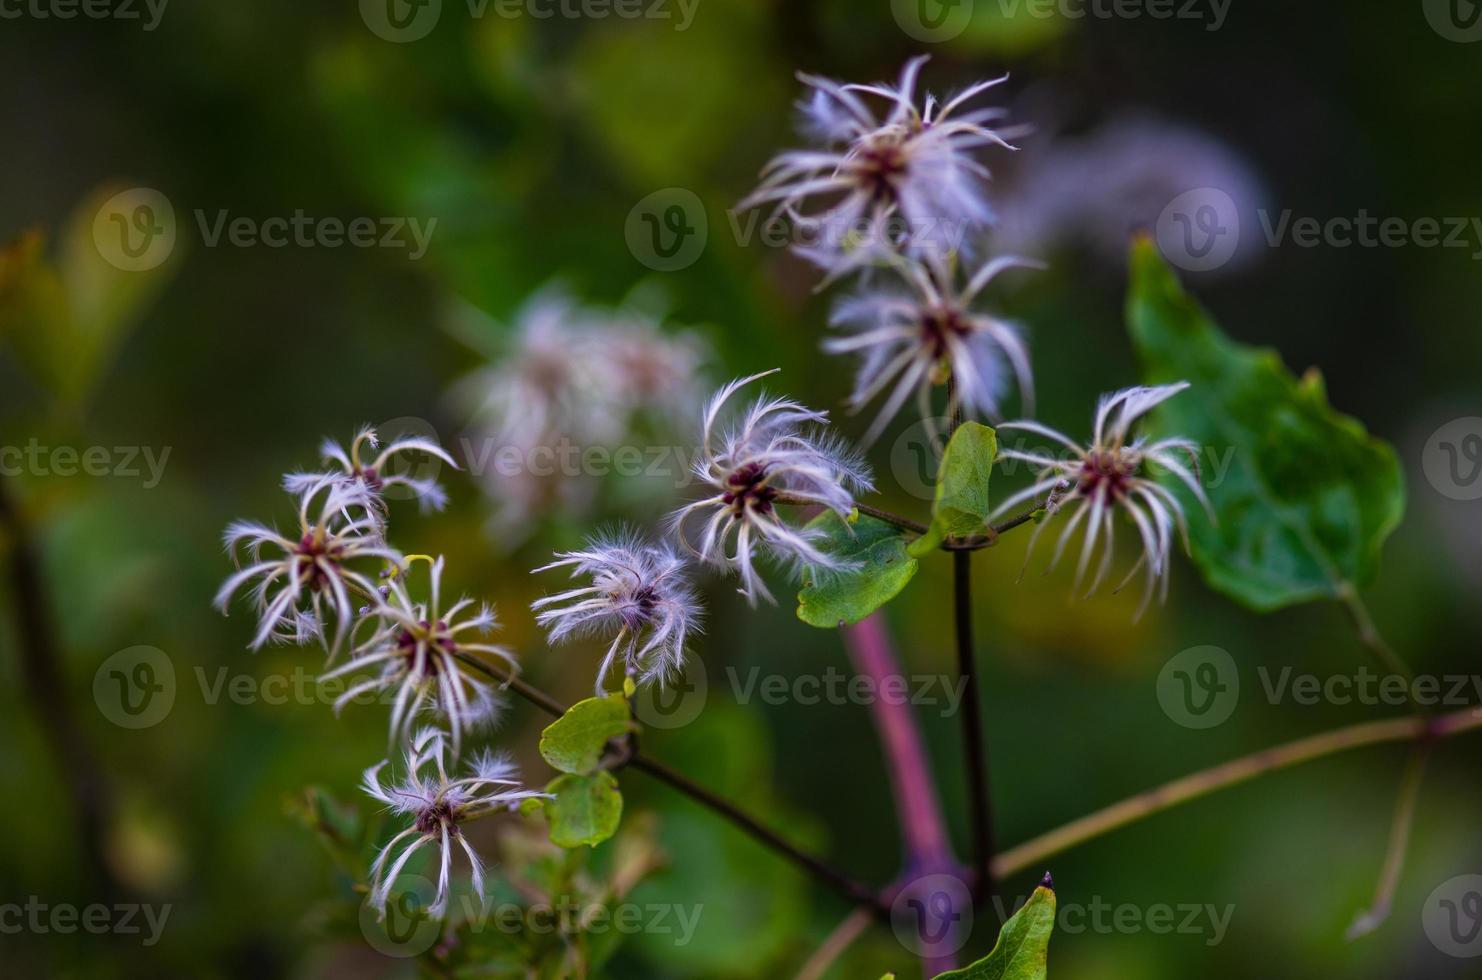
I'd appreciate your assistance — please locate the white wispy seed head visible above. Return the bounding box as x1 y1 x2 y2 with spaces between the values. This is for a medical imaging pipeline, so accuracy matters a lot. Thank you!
992 383 1213 617
363 727 544 919
322 556 515 758
532 531 703 695
668 370 873 606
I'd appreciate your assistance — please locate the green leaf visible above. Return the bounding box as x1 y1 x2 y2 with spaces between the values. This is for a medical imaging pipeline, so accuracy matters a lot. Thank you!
539 695 632 775
544 772 623 849
910 422 998 557
1126 235 1405 611
934 879 1056 980
796 511 919 628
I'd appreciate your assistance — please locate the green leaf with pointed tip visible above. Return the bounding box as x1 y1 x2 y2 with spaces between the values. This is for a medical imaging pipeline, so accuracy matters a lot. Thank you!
796 511 919 628
933 882 1056 980
1126 235 1405 611
539 695 632 775
545 771 623 849
910 422 998 557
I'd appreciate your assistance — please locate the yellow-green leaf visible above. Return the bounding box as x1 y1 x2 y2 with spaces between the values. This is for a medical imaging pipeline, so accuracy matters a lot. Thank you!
934 878 1056 980
545 771 623 849
910 422 998 557
539 695 632 775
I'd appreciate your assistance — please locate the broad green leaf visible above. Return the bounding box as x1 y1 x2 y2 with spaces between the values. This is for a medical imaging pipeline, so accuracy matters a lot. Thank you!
1126 235 1405 611
545 772 623 849
797 511 919 628
910 422 998 557
934 879 1056 980
539 695 632 775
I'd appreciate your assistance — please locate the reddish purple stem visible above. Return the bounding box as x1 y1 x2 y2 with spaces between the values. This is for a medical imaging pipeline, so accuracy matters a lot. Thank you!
843 613 961 976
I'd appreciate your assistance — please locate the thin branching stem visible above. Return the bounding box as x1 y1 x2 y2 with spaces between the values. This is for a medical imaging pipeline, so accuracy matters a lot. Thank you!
1348 744 1430 939
852 501 931 535
794 907 874 980
1338 583 1419 689
992 707 1482 880
449 651 886 915
954 547 994 896
942 372 996 901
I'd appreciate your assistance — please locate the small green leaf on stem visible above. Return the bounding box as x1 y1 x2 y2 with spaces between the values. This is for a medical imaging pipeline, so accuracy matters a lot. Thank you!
797 511 919 628
910 422 998 557
933 876 1056 979
539 695 633 775
544 771 624 849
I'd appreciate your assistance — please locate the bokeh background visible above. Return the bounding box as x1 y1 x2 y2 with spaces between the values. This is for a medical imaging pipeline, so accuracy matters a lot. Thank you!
2 0 1481 977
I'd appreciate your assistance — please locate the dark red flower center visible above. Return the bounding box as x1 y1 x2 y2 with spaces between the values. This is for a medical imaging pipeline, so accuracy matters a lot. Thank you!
616 584 662 631
853 139 909 204
398 619 456 657
1078 450 1138 499
920 304 971 359
294 534 343 592
721 462 779 516
415 799 457 835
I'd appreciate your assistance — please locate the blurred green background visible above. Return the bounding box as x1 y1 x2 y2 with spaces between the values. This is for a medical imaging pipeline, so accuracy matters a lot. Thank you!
2 0 1480 977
